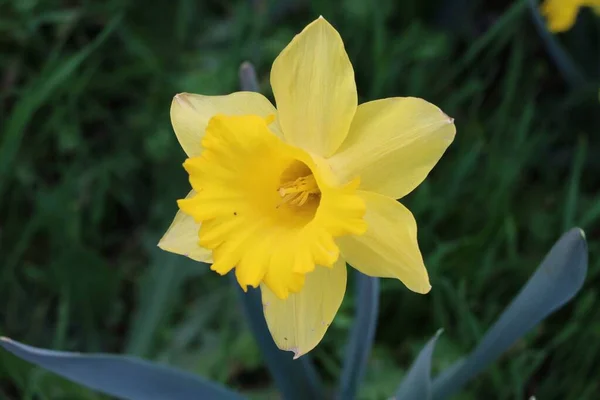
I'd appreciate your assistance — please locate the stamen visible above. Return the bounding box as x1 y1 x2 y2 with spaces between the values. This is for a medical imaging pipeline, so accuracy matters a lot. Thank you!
278 175 320 207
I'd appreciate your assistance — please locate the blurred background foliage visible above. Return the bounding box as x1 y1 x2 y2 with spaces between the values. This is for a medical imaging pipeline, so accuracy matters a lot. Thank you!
0 0 598 399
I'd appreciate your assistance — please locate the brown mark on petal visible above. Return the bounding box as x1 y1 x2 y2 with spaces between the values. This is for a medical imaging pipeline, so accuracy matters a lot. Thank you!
174 93 198 112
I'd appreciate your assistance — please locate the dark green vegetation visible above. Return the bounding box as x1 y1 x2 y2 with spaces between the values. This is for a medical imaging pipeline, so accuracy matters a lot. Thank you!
1 0 599 398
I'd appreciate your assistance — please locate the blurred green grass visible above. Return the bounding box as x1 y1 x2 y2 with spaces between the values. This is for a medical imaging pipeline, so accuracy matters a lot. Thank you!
1 0 599 399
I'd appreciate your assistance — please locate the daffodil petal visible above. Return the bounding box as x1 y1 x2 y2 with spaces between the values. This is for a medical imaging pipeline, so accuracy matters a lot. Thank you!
170 92 279 157
329 97 455 199
158 190 213 263
270 17 357 157
540 0 584 32
338 191 430 294
260 257 347 358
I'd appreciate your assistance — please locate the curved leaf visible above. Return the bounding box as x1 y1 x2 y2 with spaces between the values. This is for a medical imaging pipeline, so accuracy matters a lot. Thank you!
338 271 379 400
394 329 443 400
0 338 244 400
431 228 588 399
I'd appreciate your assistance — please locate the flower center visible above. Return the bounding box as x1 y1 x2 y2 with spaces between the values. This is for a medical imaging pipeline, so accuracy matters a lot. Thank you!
278 160 321 212
278 174 320 207
177 114 367 299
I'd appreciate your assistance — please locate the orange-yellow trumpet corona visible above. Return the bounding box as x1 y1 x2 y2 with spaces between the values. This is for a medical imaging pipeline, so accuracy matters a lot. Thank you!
159 17 455 358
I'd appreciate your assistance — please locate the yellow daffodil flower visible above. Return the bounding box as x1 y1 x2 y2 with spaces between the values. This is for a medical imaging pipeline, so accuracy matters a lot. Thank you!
541 0 600 32
159 17 455 358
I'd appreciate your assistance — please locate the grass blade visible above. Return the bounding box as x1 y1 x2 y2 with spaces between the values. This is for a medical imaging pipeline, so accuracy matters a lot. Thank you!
563 137 587 231
0 15 122 204
126 244 206 357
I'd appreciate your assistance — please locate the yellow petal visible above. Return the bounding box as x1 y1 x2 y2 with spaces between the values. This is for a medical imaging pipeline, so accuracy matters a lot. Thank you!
260 257 347 358
158 190 213 263
170 91 279 157
270 17 357 157
540 0 585 32
337 191 430 294
329 97 455 199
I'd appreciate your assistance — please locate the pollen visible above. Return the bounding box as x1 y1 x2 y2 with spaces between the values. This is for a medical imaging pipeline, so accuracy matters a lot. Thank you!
177 114 367 299
278 174 320 207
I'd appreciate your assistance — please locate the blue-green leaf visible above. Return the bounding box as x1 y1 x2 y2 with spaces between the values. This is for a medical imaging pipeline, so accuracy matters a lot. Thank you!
394 329 443 400
239 62 260 92
431 228 588 399
235 284 324 400
338 272 379 400
527 0 586 88
0 338 244 400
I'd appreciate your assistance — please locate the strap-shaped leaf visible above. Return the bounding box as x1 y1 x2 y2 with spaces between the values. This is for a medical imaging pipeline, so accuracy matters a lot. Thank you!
0 337 244 400
431 228 588 399
394 330 443 400
338 271 380 399
527 0 586 88
393 228 587 400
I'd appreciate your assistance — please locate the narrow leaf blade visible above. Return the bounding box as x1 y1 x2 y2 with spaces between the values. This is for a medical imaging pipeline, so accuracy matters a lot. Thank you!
338 272 380 399
394 330 443 400
0 15 122 204
1 338 244 400
431 228 588 399
527 0 587 88
126 245 205 357
239 62 260 92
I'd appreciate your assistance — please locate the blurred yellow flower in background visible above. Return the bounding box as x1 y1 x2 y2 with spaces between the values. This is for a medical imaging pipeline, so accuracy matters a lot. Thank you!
159 17 455 357
541 0 600 32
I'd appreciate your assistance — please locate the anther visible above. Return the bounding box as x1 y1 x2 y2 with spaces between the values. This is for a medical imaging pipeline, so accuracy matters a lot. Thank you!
277 174 320 207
